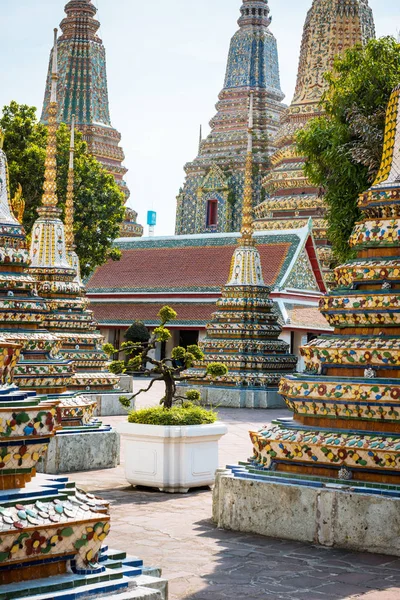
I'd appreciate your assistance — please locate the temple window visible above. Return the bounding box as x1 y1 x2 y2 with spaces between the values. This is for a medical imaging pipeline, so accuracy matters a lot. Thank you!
206 199 218 228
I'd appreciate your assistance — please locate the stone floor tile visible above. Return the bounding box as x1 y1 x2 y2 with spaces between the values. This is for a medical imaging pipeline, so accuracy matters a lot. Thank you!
335 572 383 586
69 383 400 600
316 582 382 597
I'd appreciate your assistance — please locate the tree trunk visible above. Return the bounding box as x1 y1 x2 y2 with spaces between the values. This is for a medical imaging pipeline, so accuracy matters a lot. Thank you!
164 374 175 409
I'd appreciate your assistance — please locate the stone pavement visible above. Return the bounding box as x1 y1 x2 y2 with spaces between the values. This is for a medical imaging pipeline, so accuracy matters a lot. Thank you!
71 382 400 600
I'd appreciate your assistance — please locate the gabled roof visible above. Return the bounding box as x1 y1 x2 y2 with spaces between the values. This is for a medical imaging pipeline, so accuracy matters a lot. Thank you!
86 222 326 295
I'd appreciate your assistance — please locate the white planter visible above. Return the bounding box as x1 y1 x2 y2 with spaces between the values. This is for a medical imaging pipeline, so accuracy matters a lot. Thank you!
117 421 228 493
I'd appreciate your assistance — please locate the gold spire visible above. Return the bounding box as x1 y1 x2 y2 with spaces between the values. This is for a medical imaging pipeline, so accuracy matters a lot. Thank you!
65 114 75 251
11 184 25 223
371 84 400 187
0 128 4 150
41 28 59 210
240 92 254 246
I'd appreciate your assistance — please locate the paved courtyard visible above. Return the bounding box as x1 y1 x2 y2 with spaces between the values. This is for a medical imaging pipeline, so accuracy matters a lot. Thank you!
72 382 400 600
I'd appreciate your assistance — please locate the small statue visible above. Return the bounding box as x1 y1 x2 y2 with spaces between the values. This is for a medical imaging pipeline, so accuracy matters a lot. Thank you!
338 467 353 481
364 366 376 379
11 183 25 223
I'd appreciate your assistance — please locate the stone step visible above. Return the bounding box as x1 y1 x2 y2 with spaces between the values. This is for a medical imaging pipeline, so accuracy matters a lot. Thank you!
0 569 167 600
0 574 133 600
93 588 162 600
134 575 168 599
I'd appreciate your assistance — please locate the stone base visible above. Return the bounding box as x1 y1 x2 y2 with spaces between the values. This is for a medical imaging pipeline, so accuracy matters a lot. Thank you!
86 392 136 416
213 467 400 557
37 426 120 474
178 385 285 409
119 374 134 393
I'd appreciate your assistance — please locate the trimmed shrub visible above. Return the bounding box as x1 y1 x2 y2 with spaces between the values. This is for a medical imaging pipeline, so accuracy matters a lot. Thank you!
127 405 217 426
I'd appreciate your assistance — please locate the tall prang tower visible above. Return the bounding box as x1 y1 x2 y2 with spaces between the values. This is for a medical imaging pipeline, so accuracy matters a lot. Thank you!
254 0 375 282
41 0 143 238
175 0 285 236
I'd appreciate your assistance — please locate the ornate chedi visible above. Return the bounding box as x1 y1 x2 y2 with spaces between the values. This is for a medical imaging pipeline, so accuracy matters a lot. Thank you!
0 127 74 397
41 0 143 237
0 334 111 583
33 32 119 399
254 0 375 281
250 85 400 485
0 336 164 595
186 95 297 404
175 0 285 236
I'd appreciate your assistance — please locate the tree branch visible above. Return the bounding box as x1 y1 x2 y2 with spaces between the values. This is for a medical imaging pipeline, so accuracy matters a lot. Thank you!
126 376 164 401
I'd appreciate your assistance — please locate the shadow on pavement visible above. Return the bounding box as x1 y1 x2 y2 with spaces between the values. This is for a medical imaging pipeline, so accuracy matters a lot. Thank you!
182 518 400 600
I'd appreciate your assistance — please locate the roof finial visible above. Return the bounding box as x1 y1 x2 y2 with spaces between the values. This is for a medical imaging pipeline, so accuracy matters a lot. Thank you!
240 92 254 246
41 29 59 210
65 115 76 251
198 124 203 153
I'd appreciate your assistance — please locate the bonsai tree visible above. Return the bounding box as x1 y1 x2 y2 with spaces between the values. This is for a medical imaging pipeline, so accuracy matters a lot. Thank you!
103 306 228 410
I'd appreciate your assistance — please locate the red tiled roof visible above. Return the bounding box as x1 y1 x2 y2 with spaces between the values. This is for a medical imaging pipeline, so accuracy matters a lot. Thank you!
91 302 215 326
91 301 330 333
87 243 291 292
285 305 332 331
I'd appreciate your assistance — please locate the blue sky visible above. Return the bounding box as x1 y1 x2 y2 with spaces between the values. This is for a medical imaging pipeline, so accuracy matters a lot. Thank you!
0 0 399 236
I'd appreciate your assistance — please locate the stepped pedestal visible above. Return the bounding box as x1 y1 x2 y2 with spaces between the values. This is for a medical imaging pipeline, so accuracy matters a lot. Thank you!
179 384 284 409
37 422 120 474
213 465 400 557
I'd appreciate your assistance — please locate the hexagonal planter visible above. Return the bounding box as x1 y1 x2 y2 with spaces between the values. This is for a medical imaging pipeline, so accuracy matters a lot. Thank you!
117 422 228 493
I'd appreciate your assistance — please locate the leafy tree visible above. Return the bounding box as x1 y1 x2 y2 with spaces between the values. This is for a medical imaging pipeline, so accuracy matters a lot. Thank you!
104 306 228 410
1 101 125 277
297 37 400 263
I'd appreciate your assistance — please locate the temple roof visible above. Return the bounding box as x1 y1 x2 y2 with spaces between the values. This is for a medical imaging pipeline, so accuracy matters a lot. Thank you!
86 224 330 331
86 224 325 295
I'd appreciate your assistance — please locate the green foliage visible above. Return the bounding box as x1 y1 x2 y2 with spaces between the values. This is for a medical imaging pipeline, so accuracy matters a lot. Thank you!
206 362 228 378
119 396 131 409
108 360 125 375
102 343 116 358
158 306 177 324
153 326 171 343
171 346 186 361
127 355 143 371
186 345 204 361
185 389 201 403
297 37 400 264
184 352 196 368
120 340 142 359
125 321 150 344
127 405 217 426
1 101 125 277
